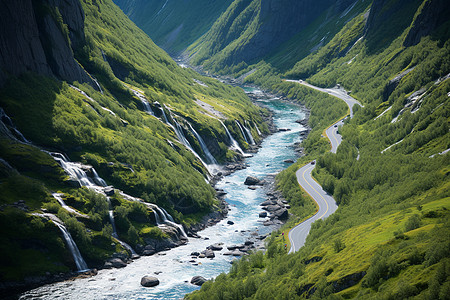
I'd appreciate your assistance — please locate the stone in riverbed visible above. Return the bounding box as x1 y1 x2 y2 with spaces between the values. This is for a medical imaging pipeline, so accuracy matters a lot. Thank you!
227 220 234 225
208 243 223 251
204 249 215 258
244 176 261 186
259 211 267 218
140 276 159 287
191 276 207 286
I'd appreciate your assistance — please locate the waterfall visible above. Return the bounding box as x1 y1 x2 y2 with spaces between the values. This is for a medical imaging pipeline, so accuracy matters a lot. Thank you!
92 169 107 187
48 153 138 254
160 107 211 174
48 152 107 189
106 198 118 238
254 122 262 136
159 106 169 123
54 221 89 272
188 123 218 165
130 88 154 116
141 100 155 115
92 78 103 94
235 120 248 144
243 121 255 145
147 203 187 239
220 121 245 156
104 197 137 255
118 191 187 239
49 152 95 187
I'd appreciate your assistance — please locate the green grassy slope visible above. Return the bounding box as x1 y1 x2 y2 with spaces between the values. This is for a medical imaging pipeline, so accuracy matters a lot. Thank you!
113 0 233 53
186 0 450 298
0 0 267 283
187 0 371 74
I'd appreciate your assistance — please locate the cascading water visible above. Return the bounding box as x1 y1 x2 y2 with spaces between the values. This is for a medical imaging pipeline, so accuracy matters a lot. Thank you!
159 106 169 123
147 203 187 239
106 198 138 256
92 78 103 94
48 152 97 188
220 120 245 156
106 198 118 238
54 222 90 272
130 88 154 116
243 120 255 145
254 122 262 136
159 107 212 174
188 123 218 165
235 120 248 144
47 152 138 255
21 87 306 300
31 213 89 272
92 169 107 187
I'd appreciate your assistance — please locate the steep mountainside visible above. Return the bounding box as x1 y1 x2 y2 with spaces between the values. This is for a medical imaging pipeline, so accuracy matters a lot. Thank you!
186 0 450 298
187 0 368 72
112 0 233 54
0 0 267 293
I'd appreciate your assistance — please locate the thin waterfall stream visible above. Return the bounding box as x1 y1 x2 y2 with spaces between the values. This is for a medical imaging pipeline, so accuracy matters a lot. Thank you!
22 87 307 299
32 213 89 273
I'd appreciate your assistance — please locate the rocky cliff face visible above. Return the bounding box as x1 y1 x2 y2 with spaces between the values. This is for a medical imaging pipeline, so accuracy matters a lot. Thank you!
0 0 93 87
403 0 450 47
113 0 233 53
238 0 335 64
363 0 423 53
189 0 358 68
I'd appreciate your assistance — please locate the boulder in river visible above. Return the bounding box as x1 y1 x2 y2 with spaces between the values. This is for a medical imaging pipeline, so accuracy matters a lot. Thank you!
208 243 223 251
140 276 159 287
204 249 215 258
244 176 261 186
259 211 267 218
191 276 207 286
227 220 234 225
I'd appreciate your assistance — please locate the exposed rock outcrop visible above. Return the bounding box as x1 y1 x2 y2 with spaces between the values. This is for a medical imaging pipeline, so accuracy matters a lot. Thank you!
403 0 450 47
0 0 95 87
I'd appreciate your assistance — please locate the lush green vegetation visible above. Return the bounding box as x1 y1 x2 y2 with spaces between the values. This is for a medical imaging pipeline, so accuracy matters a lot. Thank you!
0 0 268 282
113 0 233 53
186 0 450 298
187 0 371 74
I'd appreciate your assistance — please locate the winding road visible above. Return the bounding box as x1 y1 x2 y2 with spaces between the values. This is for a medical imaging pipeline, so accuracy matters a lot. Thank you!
287 80 362 253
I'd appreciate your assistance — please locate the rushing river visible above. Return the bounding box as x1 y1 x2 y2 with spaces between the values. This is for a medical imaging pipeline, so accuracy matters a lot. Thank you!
20 88 306 300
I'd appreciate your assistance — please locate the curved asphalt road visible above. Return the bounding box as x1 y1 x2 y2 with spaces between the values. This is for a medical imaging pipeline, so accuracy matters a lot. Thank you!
288 80 362 253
